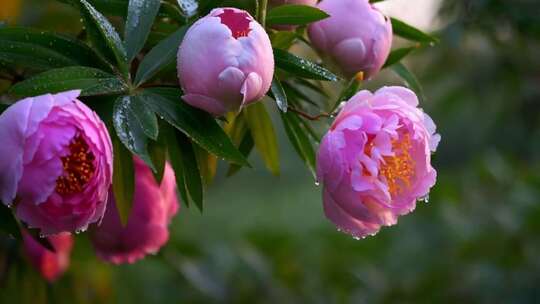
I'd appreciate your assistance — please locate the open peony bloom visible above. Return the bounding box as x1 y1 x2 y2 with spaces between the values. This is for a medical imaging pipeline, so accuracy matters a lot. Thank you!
307 0 392 79
269 0 318 30
0 90 113 235
22 230 74 282
90 158 179 264
177 7 274 116
317 87 440 238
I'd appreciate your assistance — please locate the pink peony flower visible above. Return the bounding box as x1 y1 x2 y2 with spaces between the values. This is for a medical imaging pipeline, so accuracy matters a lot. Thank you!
317 87 440 238
22 230 74 282
307 0 392 79
90 158 179 264
269 0 318 30
0 90 113 235
177 7 274 116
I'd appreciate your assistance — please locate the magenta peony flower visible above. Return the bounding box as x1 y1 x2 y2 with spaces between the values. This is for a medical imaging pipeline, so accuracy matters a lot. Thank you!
22 230 74 282
269 0 318 30
317 87 440 238
0 90 113 235
90 158 179 264
307 0 392 79
177 7 274 116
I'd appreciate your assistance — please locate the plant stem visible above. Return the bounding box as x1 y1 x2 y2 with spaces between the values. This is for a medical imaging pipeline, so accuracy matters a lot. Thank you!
288 106 332 121
258 0 268 27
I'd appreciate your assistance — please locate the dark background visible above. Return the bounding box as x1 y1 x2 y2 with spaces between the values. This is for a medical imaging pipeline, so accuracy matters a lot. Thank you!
1 0 540 303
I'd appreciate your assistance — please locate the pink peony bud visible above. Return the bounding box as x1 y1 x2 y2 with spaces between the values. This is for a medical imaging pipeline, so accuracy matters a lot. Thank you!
22 230 74 282
307 0 392 79
90 158 179 264
317 87 440 238
177 7 274 116
0 90 113 235
269 0 318 30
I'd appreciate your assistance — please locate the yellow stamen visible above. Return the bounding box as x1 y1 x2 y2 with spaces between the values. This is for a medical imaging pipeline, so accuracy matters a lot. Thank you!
379 134 415 196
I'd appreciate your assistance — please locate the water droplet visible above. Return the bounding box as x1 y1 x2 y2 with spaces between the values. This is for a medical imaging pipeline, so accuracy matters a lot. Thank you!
39 233 46 238
419 194 430 203
314 181 320 186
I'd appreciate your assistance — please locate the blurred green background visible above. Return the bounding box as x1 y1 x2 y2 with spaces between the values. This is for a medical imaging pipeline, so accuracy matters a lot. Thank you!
2 0 540 303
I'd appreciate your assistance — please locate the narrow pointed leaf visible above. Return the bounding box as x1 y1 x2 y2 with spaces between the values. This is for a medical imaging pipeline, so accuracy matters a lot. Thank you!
392 62 425 102
148 127 167 184
164 125 189 208
391 17 439 44
274 48 338 81
0 205 21 239
267 4 329 26
166 128 203 211
270 74 288 112
77 0 128 76
141 88 249 166
9 66 127 97
112 135 135 226
113 96 155 170
0 27 108 71
125 0 161 62
134 26 187 86
244 103 280 175
280 111 316 178
383 45 418 68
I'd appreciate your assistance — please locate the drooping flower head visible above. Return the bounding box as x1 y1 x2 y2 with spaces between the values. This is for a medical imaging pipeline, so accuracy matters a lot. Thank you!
0 90 113 235
177 7 274 116
22 230 74 282
308 0 392 79
317 87 440 238
90 158 179 264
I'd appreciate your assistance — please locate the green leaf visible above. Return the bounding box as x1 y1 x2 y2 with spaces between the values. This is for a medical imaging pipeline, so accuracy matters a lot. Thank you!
113 96 155 170
392 62 425 102
148 129 167 184
0 27 107 71
134 26 187 86
333 76 362 112
159 2 186 23
270 31 297 50
194 145 217 185
224 112 252 177
0 204 21 239
267 4 329 26
270 74 288 112
166 127 203 211
244 103 280 175
164 125 188 208
9 66 127 97
391 17 439 44
58 0 129 16
141 88 249 166
77 0 128 76
280 111 316 178
383 45 418 68
226 131 254 177
274 48 339 81
112 135 135 226
125 0 161 62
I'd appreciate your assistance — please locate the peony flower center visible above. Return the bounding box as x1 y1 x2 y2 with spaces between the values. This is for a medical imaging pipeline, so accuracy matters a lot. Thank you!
379 134 415 196
55 135 95 195
218 9 251 39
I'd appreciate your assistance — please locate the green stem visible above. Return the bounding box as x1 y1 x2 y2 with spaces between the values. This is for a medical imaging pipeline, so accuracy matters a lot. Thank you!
258 0 268 27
